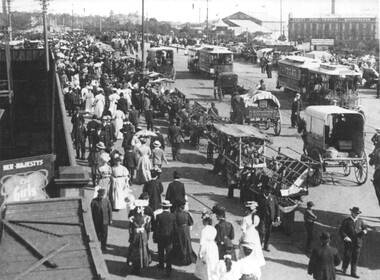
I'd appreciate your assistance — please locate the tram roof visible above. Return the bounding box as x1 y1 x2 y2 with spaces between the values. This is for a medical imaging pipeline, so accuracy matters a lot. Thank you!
148 47 174 52
199 45 233 54
279 55 321 68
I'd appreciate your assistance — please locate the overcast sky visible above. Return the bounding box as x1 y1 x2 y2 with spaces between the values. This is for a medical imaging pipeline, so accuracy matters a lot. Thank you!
9 0 379 23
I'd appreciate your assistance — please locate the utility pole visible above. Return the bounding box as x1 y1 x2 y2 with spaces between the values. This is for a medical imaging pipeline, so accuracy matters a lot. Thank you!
206 0 209 42
40 0 49 71
280 0 283 38
99 17 102 32
71 3 74 32
141 0 145 70
6 0 11 40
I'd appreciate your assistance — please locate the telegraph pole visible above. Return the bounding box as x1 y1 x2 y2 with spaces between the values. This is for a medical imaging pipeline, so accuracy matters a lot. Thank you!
141 0 145 70
40 0 49 71
6 0 11 40
280 0 283 38
71 3 74 32
206 0 209 42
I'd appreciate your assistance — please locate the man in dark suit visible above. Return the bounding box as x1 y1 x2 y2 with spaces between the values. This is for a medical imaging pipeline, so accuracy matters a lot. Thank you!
87 114 101 151
91 189 113 251
143 169 164 211
339 207 367 278
71 106 85 136
167 121 184 161
165 171 186 213
117 92 129 114
308 232 341 280
72 119 87 160
256 182 279 252
154 200 176 277
129 105 140 131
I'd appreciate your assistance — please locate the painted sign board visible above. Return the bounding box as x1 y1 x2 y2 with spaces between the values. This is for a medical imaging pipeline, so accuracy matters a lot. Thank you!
311 39 335 46
0 154 55 207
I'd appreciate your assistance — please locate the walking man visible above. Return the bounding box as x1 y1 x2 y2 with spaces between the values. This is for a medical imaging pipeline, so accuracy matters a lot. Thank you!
91 189 113 251
165 171 186 213
154 200 176 277
256 182 279 252
339 207 367 278
291 93 302 128
73 119 87 160
167 121 184 161
308 232 341 280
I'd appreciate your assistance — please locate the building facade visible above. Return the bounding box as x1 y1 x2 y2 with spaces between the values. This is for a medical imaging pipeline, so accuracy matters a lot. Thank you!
288 15 377 50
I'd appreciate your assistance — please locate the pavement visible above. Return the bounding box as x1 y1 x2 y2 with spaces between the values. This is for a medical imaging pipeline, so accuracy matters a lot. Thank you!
65 44 380 279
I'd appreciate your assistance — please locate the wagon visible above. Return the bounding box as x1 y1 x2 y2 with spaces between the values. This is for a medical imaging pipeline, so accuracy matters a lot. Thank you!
217 72 238 99
242 90 282 136
303 105 368 185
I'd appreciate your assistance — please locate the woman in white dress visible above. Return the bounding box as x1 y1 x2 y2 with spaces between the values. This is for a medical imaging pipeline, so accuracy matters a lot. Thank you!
211 238 241 280
113 109 125 140
237 243 263 280
85 87 95 114
94 89 105 118
238 201 265 270
134 137 152 184
194 211 219 280
108 91 120 118
94 152 112 198
111 156 130 210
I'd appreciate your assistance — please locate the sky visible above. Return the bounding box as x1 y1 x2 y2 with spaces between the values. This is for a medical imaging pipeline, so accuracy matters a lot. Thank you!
8 0 379 23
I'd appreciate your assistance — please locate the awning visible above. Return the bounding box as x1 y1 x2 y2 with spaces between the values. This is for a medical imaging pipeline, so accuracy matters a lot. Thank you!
213 123 271 142
228 19 272 35
242 90 281 108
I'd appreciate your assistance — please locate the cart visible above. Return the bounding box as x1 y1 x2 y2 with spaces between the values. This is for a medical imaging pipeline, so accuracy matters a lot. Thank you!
303 105 368 185
217 72 238 99
242 90 282 136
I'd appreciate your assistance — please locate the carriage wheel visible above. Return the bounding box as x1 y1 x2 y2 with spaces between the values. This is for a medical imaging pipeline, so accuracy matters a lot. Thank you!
342 162 351 176
309 149 323 186
273 119 281 136
353 151 368 185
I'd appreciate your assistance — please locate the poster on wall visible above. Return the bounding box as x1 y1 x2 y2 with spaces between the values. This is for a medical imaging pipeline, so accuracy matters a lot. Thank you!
0 154 55 207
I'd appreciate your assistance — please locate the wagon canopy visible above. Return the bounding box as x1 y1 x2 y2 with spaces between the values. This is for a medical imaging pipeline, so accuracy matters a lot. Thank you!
308 63 361 77
241 90 281 108
213 123 271 142
305 105 365 122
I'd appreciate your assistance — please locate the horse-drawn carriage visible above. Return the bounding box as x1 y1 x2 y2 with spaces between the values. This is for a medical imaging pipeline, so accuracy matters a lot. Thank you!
242 90 282 136
146 47 176 80
302 106 368 185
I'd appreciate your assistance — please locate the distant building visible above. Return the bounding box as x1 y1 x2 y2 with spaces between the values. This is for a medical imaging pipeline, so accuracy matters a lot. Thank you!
110 12 142 25
221 12 285 38
288 14 378 50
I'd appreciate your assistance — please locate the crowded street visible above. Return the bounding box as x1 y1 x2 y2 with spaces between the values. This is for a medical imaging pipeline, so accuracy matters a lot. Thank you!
0 1 379 280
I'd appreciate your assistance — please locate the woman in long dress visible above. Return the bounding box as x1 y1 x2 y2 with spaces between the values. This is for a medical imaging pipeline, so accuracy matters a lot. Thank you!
111 157 130 210
211 238 241 280
194 211 219 280
127 199 151 275
135 137 152 184
171 199 197 266
94 90 105 118
237 243 263 280
108 91 120 118
85 87 95 114
239 201 265 271
94 152 112 198
113 109 125 140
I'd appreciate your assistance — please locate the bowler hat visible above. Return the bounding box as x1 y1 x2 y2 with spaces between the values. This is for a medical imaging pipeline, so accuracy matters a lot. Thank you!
320 232 331 243
260 79 264 83
97 188 106 194
350 207 362 214
139 192 149 200
307 201 315 207
173 171 181 179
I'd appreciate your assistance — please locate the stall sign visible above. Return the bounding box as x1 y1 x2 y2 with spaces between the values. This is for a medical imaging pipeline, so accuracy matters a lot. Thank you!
0 154 54 206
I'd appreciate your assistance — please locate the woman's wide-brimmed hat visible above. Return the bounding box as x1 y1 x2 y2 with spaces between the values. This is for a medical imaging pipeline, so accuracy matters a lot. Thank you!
161 200 172 208
245 201 258 209
96 142 106 150
100 152 111 163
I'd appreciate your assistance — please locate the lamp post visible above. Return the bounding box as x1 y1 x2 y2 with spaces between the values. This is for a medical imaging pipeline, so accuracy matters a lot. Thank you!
40 0 49 71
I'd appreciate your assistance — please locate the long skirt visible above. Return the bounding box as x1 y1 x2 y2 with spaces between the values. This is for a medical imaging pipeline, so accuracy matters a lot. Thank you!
135 155 152 184
93 177 111 198
112 177 129 210
171 225 197 266
194 241 219 280
127 231 150 269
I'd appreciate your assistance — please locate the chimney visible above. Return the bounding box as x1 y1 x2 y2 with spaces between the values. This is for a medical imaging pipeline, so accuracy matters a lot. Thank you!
331 0 335 14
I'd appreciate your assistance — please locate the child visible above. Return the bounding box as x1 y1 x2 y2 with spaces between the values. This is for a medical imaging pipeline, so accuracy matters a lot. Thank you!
151 140 168 171
304 201 317 253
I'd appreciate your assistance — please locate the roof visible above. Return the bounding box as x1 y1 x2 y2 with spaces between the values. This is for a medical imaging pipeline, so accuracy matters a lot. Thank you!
304 51 332 61
219 72 237 77
199 46 232 54
228 19 272 34
279 56 321 69
308 63 361 76
305 105 363 121
0 197 109 280
148 47 174 52
213 123 271 142
242 91 281 108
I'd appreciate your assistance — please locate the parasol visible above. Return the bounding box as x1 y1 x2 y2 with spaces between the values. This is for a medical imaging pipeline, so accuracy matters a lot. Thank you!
135 130 157 137
94 42 115 52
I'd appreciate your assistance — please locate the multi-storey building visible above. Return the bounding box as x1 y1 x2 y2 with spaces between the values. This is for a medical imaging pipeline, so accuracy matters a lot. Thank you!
288 15 378 49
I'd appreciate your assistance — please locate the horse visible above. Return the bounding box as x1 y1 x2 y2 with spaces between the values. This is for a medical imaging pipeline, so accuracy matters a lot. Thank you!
369 148 380 206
